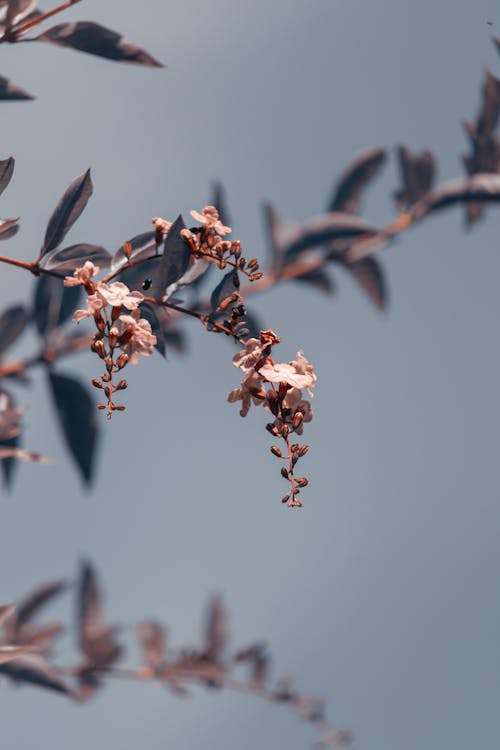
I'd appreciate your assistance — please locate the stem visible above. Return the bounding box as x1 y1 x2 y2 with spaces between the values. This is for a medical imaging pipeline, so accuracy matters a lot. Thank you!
0 255 38 273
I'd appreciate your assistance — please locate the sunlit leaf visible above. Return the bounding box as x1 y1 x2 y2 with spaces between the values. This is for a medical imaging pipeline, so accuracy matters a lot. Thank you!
40 243 111 273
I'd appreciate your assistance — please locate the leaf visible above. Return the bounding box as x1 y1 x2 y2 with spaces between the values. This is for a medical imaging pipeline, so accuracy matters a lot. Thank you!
412 173 500 219
3 0 39 30
151 214 191 299
138 621 166 669
78 560 121 667
16 580 67 627
343 257 387 311
0 603 15 628
48 372 98 485
327 147 387 214
33 275 82 336
0 75 34 101
0 447 52 463
261 201 282 270
212 181 231 229
0 645 35 665
293 268 335 296
0 156 14 196
281 213 379 259
40 243 111 273
204 596 228 664
0 304 29 356
394 145 435 209
40 169 93 258
0 389 21 489
0 653 71 694
34 21 164 67
209 268 240 319
111 231 156 273
0 217 19 239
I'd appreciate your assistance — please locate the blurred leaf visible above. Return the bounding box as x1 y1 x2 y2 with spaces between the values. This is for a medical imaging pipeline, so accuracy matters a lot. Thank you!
0 75 33 101
327 147 387 214
343 257 387 311
212 181 231 229
0 156 14 195
0 645 35 665
48 372 98 485
394 145 435 209
0 389 21 489
33 275 82 336
40 243 111 273
0 304 29 356
78 560 121 667
34 21 163 67
261 201 282 270
0 653 71 694
204 596 228 664
281 213 378 259
413 173 500 219
3 0 39 30
40 169 93 258
293 268 334 296
16 580 67 628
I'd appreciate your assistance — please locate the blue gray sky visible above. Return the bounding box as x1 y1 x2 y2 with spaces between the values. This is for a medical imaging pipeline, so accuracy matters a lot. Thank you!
1 1 500 749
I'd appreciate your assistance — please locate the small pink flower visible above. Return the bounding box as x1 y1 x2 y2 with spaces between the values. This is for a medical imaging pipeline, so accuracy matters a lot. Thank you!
227 370 265 417
258 351 316 396
95 282 144 310
73 281 144 321
190 206 232 237
63 261 100 287
232 338 265 372
115 309 157 364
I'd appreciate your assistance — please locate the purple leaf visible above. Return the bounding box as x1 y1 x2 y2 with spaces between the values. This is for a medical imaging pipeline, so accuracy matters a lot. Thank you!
413 173 500 219
394 145 435 209
0 75 33 101
0 156 14 195
203 596 228 664
210 268 240 319
34 21 164 68
281 213 378 259
0 304 29 355
0 653 71 695
343 257 387 311
111 231 156 273
16 580 67 627
293 268 335 296
40 169 93 258
40 243 111 273
48 372 98 486
0 217 19 239
327 147 387 214
78 560 122 668
152 214 191 299
33 275 82 336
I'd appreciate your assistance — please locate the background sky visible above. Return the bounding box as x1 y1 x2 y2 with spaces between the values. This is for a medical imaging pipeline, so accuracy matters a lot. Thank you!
1 1 500 749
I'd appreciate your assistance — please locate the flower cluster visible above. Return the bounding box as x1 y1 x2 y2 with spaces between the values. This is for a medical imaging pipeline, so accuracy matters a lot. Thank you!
64 262 156 417
181 205 263 282
228 330 316 507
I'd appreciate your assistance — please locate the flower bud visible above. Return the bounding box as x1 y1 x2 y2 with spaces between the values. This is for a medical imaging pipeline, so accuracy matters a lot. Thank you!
270 445 282 458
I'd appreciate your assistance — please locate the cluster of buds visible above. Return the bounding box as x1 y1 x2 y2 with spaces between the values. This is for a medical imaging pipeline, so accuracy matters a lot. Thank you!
227 330 316 507
181 206 263 282
64 262 157 418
